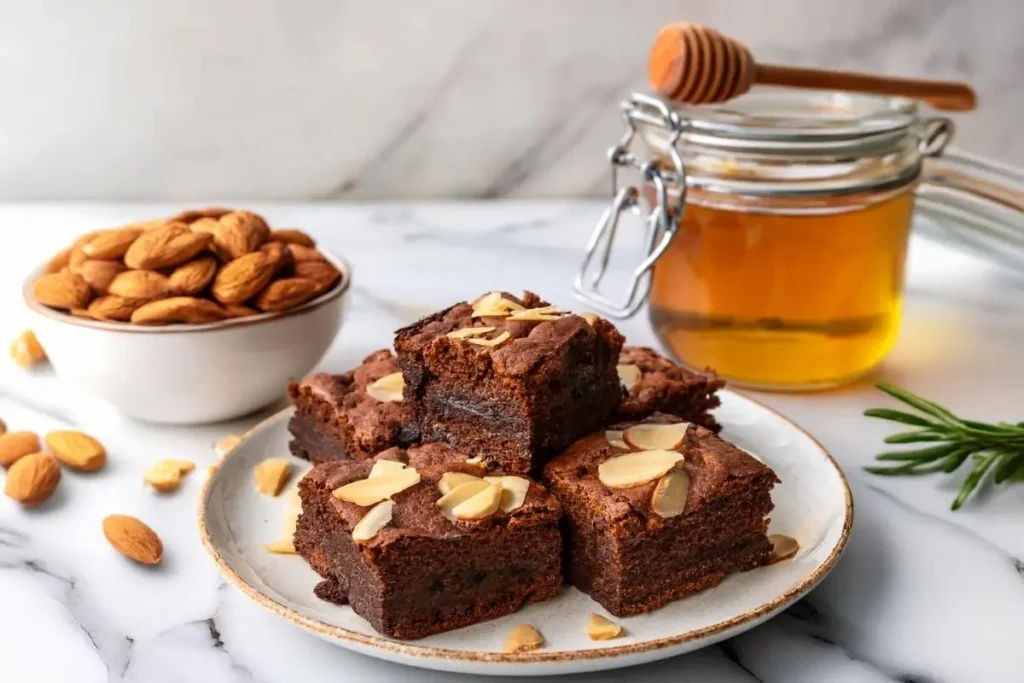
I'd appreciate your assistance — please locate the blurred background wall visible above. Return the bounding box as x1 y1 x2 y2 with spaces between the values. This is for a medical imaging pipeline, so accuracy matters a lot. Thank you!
0 0 1019 200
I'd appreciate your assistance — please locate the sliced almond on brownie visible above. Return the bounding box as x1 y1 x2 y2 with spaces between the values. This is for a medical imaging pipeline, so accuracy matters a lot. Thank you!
365 372 404 402
436 479 490 517
651 469 691 518
368 459 406 479
580 311 599 325
484 475 530 512
352 500 394 542
585 613 623 640
450 481 503 520
507 305 564 322
605 430 629 450
465 331 511 348
334 468 420 506
471 291 524 317
597 449 683 489
623 422 689 451
616 363 641 391
446 326 496 339
437 471 482 495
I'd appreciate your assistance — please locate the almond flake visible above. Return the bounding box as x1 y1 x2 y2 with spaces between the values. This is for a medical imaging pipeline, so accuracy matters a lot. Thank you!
450 481 503 520
366 372 404 403
617 364 641 391
334 468 420 506
154 459 196 474
623 422 689 451
581 312 599 325
651 470 690 518
605 430 629 450
436 479 491 518
144 467 181 493
352 500 394 542
484 476 530 512
768 534 800 564
215 434 242 459
446 326 496 339
465 454 486 468
597 449 684 489
465 331 511 348
505 311 562 322
264 539 298 554
585 613 623 640
471 291 525 317
368 459 407 479
437 471 482 495
503 624 544 653
254 458 292 496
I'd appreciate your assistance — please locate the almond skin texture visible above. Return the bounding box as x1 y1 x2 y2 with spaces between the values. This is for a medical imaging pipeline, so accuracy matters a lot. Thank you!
108 270 170 300
222 303 259 318
74 259 126 295
0 431 41 468
44 248 71 274
33 271 93 310
4 452 60 507
268 229 316 248
131 297 227 325
190 217 220 235
294 260 342 295
168 256 218 295
253 278 318 312
82 227 143 260
124 222 213 269
214 211 270 260
102 515 163 565
259 241 293 276
87 296 147 322
10 330 47 368
168 207 233 224
211 252 275 304
288 244 325 263
45 430 106 472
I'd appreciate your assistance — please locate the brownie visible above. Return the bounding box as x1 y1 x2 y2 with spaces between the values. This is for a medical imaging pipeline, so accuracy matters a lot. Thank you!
618 346 725 431
294 442 563 640
287 350 415 463
394 292 624 474
543 413 778 616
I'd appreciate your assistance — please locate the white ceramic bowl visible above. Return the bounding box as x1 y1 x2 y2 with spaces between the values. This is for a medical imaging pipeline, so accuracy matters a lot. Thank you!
22 253 351 425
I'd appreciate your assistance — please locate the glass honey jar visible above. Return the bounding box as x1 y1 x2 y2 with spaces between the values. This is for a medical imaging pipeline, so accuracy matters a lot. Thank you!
575 90 1024 390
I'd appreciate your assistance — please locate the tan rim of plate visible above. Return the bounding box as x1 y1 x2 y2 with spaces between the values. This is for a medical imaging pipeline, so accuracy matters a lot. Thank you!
197 392 854 664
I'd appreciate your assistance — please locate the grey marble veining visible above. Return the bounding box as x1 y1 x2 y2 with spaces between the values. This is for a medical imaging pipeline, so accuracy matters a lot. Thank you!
0 0 1019 200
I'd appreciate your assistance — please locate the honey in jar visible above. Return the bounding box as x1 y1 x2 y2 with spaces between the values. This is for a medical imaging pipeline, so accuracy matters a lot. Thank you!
574 89 1024 390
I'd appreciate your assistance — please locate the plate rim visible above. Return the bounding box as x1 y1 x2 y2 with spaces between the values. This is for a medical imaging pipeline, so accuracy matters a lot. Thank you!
197 389 854 665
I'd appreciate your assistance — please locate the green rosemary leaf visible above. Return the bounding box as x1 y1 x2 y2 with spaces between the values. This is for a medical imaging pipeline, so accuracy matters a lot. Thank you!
952 453 998 510
875 383 960 424
940 447 976 473
883 431 948 444
863 408 936 427
993 452 1024 484
875 443 963 462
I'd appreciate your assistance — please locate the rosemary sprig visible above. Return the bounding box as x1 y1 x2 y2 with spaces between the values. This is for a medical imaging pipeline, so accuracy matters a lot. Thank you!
864 383 1024 510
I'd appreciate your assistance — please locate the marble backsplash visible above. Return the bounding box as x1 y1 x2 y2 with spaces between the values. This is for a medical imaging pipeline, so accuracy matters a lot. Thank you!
1 0 1020 200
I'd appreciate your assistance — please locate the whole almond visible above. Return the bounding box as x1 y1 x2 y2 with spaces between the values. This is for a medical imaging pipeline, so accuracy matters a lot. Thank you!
214 211 270 260
88 295 147 322
75 259 127 294
288 244 325 263
168 256 218 295
211 252 275 304
222 304 258 318
4 452 60 507
108 270 169 300
10 330 46 368
45 430 106 472
268 229 316 248
259 241 293 276
131 297 227 325
294 260 342 295
102 515 163 565
189 217 220 235
254 277 319 312
33 271 93 310
0 431 41 468
168 206 233 224
44 248 72 274
82 227 143 260
68 247 88 270
70 308 93 319
124 222 213 269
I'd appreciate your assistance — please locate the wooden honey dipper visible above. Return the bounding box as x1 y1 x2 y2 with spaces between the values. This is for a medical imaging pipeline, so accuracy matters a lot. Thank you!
649 23 976 112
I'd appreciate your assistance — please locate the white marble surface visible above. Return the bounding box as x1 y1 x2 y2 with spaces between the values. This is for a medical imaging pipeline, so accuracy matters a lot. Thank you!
1 201 1023 682
0 0 1021 200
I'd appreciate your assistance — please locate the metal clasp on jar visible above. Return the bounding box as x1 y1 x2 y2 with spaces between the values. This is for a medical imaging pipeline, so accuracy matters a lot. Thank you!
573 94 689 319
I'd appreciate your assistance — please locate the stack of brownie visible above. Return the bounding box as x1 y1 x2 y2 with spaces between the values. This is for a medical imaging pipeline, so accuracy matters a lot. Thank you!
290 291 778 640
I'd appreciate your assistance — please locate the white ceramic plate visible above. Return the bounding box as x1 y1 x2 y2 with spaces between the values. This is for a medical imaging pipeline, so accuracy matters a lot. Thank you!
199 390 852 676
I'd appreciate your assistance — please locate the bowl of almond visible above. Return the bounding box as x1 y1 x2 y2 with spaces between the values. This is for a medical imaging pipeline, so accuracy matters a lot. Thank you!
22 208 349 424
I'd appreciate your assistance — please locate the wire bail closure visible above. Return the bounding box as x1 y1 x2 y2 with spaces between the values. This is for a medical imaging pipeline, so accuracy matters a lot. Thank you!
573 94 689 319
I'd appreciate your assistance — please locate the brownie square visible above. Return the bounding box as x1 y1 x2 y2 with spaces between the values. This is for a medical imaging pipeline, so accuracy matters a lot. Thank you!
617 346 725 432
394 291 624 474
287 350 416 463
543 413 778 616
294 443 563 639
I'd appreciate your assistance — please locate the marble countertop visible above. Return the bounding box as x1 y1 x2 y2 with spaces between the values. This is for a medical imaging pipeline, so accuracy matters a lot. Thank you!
1 202 1022 683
